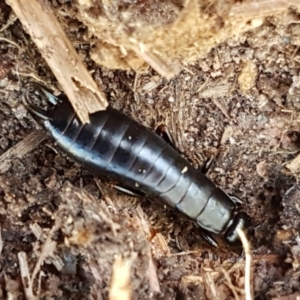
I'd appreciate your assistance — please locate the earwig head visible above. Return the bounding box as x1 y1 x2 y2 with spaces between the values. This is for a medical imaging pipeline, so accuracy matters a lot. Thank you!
22 82 60 122
224 212 254 248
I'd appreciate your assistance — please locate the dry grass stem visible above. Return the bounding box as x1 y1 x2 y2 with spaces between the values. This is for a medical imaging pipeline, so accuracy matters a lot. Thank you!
132 45 177 80
30 225 58 289
18 252 38 300
0 14 17 32
6 0 108 124
204 272 218 299
237 228 253 300
212 98 231 119
171 250 200 256
0 131 47 174
0 36 21 50
17 224 58 299
12 70 51 88
222 269 240 300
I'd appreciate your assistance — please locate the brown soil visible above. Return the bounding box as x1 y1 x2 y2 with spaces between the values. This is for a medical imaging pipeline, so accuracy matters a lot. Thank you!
0 1 300 299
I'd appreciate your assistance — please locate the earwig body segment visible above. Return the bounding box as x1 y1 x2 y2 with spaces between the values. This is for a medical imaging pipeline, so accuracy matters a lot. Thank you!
23 83 253 248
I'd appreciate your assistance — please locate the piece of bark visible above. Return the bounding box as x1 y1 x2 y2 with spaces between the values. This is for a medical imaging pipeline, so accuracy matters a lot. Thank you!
6 0 108 124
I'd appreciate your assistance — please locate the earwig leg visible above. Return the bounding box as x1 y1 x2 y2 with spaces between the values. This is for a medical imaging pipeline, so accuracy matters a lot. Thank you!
200 157 214 175
199 229 219 248
114 185 143 197
156 124 176 149
229 195 243 204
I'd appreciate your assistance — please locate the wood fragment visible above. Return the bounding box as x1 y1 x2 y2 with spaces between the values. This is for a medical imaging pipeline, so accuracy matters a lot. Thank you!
199 83 231 98
6 0 108 124
220 126 234 144
109 256 132 300
0 131 47 174
147 257 160 293
286 154 300 173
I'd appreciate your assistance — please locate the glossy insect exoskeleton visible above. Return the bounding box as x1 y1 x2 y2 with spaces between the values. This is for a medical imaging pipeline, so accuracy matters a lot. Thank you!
22 83 253 249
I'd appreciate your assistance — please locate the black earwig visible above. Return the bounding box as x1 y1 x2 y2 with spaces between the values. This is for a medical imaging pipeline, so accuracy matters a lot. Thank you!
22 83 253 249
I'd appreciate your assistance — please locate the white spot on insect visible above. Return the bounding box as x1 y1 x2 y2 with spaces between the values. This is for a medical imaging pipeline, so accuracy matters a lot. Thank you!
138 169 142 172
128 136 132 140
181 166 188 173
135 183 139 187
143 169 146 173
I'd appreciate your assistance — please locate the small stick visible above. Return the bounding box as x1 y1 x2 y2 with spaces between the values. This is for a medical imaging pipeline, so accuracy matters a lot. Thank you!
237 228 253 300
0 131 47 174
6 0 108 124
132 44 176 80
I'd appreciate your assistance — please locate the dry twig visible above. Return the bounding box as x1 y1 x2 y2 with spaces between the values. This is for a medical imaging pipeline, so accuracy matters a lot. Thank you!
0 131 47 174
6 0 108 124
17 223 58 300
